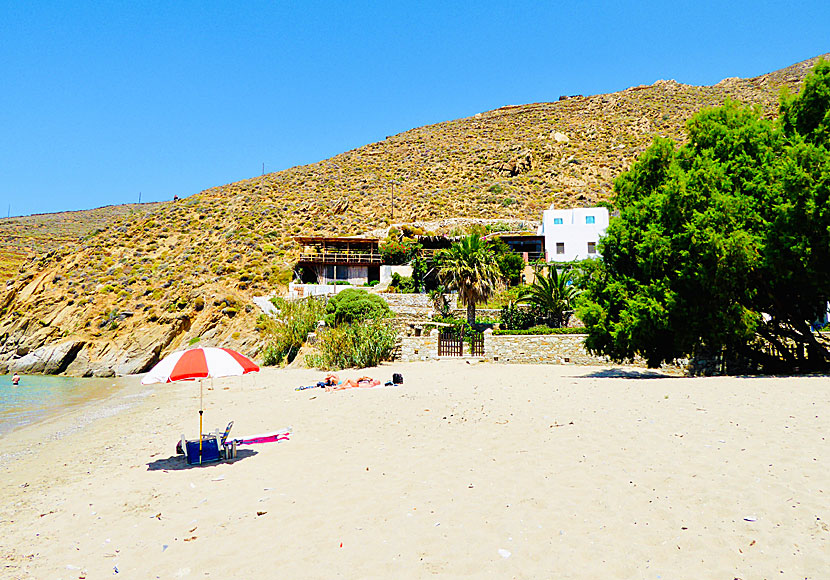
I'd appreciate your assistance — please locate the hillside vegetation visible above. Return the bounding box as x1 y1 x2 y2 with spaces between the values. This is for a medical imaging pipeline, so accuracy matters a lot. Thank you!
0 54 826 376
0 204 161 282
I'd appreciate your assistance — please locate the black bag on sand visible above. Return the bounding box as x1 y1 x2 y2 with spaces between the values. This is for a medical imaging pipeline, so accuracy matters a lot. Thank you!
392 373 403 385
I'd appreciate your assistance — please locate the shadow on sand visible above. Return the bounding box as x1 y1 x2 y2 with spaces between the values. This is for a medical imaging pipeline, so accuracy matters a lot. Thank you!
146 448 258 471
578 368 677 380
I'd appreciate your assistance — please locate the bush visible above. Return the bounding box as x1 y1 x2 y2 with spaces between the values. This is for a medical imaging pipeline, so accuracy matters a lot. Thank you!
305 318 398 370
500 301 537 330
261 296 326 366
324 288 392 327
379 236 420 265
390 272 418 293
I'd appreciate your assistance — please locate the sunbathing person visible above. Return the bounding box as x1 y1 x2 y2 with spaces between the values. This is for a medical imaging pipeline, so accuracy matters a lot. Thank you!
326 376 380 391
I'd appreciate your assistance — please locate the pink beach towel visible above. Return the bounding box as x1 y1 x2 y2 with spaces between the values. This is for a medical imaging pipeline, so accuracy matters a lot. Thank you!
233 430 291 446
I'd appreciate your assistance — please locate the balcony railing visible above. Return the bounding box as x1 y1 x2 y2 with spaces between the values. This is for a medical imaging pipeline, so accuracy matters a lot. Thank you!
521 251 545 263
297 249 544 265
298 251 384 264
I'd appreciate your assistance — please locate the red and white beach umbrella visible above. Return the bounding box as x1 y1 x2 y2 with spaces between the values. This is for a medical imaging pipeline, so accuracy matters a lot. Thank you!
141 347 259 462
141 346 259 385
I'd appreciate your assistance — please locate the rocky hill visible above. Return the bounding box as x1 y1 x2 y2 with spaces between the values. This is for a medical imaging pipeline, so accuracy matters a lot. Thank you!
0 54 826 377
0 203 162 282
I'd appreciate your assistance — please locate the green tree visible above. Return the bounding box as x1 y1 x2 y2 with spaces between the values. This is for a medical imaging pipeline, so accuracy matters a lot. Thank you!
519 266 581 327
437 234 503 326
489 237 526 286
579 60 830 371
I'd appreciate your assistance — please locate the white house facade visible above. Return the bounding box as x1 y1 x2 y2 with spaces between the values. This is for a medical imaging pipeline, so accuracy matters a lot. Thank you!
538 206 610 262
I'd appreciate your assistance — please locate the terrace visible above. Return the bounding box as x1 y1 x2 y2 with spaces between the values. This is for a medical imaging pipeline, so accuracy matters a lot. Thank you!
294 236 383 265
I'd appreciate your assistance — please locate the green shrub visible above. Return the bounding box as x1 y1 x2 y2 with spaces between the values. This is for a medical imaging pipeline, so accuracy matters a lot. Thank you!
390 272 418 293
305 318 398 370
261 296 326 366
500 302 537 330
379 236 421 265
324 288 392 327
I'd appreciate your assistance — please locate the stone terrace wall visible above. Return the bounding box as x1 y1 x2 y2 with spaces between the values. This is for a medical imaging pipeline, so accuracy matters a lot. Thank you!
397 331 609 365
486 333 608 365
382 293 457 317
398 332 439 362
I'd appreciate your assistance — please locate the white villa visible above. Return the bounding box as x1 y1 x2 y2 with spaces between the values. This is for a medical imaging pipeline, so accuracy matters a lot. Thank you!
538 206 609 262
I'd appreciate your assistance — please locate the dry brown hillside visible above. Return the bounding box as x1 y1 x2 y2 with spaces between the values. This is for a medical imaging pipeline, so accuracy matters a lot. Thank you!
0 203 162 282
0 54 826 377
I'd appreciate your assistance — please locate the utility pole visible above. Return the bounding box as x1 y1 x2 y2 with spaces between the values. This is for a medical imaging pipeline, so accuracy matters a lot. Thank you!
138 191 141 203
390 180 395 221
262 162 265 176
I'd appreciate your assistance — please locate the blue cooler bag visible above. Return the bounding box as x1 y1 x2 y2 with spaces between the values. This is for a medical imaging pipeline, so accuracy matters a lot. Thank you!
185 437 221 465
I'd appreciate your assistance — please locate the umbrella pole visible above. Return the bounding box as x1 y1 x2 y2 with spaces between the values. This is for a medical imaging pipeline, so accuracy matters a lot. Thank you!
199 379 203 464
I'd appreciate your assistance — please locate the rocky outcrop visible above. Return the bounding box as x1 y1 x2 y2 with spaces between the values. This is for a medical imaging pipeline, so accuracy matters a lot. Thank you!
7 340 85 375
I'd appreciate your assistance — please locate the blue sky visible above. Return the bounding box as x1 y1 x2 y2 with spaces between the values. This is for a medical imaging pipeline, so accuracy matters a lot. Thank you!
1 1 827 217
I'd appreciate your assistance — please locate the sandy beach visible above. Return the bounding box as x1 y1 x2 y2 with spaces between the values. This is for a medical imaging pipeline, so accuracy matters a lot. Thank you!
1 361 828 579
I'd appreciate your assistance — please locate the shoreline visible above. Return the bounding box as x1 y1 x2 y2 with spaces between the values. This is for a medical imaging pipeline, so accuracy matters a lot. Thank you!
0 374 154 467
2 361 829 578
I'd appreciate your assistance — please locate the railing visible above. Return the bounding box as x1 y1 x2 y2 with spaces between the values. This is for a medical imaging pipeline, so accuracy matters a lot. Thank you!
297 249 541 264
521 251 545 263
297 251 383 264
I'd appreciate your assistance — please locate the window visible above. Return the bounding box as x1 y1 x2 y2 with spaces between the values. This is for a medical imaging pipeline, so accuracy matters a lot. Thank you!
587 242 597 254
553 218 563 225
555 242 565 255
325 265 349 281
585 215 596 224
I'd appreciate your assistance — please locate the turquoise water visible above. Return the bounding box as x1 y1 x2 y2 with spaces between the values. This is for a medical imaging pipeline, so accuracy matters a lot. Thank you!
0 374 123 437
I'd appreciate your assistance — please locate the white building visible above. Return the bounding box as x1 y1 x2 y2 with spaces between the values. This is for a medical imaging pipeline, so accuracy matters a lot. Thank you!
538 206 609 262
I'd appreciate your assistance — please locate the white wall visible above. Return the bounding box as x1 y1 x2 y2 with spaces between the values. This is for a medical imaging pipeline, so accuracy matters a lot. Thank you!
539 206 609 262
380 265 413 283
286 283 353 300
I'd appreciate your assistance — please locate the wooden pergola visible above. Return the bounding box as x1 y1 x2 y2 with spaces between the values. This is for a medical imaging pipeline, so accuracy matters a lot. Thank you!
294 236 382 265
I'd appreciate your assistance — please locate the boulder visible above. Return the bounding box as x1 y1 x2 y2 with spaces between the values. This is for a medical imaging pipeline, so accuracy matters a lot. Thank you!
9 340 85 375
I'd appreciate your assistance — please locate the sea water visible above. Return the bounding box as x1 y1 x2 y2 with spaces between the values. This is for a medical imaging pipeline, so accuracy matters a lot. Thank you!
0 374 124 437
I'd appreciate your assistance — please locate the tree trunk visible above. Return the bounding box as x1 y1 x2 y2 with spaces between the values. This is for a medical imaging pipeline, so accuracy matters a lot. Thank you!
467 302 475 327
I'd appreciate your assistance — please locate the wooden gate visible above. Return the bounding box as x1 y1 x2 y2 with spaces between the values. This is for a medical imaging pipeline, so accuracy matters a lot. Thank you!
438 332 463 356
468 332 484 356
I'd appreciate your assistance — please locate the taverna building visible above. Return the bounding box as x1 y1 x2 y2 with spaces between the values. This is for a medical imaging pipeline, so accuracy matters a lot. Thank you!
538 206 610 262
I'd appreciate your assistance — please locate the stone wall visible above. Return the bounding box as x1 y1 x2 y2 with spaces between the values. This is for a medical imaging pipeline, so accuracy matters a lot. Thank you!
396 330 609 365
485 333 608 365
398 331 439 362
396 330 692 372
382 293 457 317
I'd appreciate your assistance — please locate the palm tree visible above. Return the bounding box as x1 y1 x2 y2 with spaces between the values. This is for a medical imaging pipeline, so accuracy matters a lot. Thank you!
437 234 503 326
520 266 581 327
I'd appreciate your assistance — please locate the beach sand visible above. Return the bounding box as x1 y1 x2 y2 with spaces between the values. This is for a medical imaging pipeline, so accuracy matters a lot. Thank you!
1 361 828 579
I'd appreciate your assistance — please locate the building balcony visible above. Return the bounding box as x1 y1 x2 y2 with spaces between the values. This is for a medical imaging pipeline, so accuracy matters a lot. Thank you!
297 251 384 265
